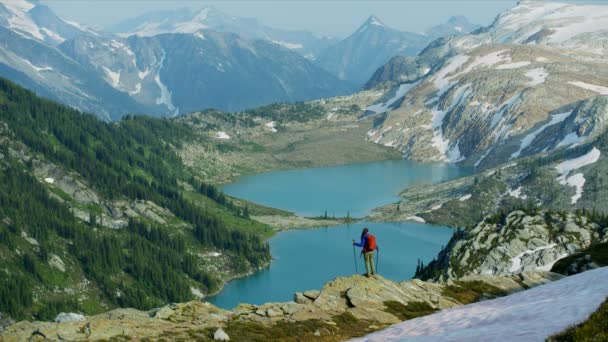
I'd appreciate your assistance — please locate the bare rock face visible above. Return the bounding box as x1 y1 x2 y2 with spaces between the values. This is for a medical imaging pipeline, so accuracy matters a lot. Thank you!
431 210 606 281
0 273 556 340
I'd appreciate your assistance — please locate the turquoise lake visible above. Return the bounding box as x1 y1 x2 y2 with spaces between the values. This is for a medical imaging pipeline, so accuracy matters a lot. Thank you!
208 160 469 309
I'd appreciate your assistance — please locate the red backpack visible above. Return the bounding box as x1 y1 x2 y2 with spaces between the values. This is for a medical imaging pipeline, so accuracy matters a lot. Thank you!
364 234 377 252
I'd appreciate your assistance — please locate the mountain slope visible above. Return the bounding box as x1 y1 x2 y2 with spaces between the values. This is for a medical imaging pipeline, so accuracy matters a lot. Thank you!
1 269 559 340
355 267 608 342
362 1 608 169
0 0 97 45
316 15 428 86
0 77 270 320
0 25 144 120
58 31 353 115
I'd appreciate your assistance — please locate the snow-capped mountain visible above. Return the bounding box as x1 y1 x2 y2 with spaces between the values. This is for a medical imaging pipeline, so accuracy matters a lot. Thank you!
111 6 338 61
363 0 608 169
59 32 353 115
316 15 478 86
0 0 352 119
425 15 480 40
0 0 97 45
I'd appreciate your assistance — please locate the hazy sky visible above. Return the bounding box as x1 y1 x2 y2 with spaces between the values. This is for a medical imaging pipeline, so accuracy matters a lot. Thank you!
41 0 519 37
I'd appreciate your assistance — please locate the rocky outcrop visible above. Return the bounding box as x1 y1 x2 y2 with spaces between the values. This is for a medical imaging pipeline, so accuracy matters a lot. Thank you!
422 210 607 281
0 272 557 341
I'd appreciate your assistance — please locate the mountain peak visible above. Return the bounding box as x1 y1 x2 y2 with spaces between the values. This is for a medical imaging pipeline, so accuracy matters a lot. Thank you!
365 14 385 27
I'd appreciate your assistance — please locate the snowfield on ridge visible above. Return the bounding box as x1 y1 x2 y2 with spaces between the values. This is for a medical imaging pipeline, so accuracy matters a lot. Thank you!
353 267 608 342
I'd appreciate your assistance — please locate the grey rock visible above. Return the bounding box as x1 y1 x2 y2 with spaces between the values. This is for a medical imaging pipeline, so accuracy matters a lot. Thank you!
54 312 86 323
214 328 230 341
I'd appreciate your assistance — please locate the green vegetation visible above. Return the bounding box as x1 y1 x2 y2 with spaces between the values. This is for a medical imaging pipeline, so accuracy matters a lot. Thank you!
551 241 608 275
244 102 326 123
547 298 608 342
383 301 437 321
442 281 508 305
166 312 378 342
0 78 270 320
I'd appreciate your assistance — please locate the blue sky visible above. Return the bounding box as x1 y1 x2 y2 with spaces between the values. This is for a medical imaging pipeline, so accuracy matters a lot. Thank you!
42 0 518 37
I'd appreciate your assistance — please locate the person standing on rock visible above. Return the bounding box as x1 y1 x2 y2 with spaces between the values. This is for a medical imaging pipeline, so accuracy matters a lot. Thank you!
352 227 378 277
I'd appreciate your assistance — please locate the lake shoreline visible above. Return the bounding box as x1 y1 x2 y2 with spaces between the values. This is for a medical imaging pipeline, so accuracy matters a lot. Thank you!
209 159 469 308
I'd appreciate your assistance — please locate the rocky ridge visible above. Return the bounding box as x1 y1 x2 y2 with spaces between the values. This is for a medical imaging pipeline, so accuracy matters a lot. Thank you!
0 272 561 341
418 210 607 281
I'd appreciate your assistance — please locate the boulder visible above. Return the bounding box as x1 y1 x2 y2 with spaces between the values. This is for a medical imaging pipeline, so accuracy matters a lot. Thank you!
294 292 312 304
303 290 320 300
214 328 230 341
54 312 85 323
266 308 283 317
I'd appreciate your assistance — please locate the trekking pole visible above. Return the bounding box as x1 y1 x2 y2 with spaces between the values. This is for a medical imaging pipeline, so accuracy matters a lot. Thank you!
376 248 379 274
352 244 358 273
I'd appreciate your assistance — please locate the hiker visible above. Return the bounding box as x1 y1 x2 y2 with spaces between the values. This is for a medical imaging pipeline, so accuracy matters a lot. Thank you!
352 227 378 277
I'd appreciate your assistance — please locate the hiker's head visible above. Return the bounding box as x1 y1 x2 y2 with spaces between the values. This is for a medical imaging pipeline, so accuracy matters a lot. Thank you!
361 228 369 237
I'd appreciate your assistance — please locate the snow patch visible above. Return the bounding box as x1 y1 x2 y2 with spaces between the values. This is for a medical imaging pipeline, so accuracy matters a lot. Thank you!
562 173 586 204
40 27 65 43
214 132 230 140
460 50 510 75
22 59 52 72
496 61 531 70
366 81 420 114
555 147 601 203
265 121 277 133
507 186 527 200
568 81 608 95
138 69 151 80
271 40 304 49
44 177 55 184
431 204 443 211
129 83 142 96
432 54 469 94
509 243 557 273
406 216 426 223
557 132 583 148
525 68 548 86
354 267 608 342
510 111 572 159
459 194 472 202
102 66 121 88
191 287 204 298
555 147 601 175
154 51 178 116
431 85 470 162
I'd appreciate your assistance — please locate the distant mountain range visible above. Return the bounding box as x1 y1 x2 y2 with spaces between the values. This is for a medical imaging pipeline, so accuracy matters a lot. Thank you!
0 1 351 119
111 6 339 61
0 0 478 120
317 15 478 85
113 7 479 86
